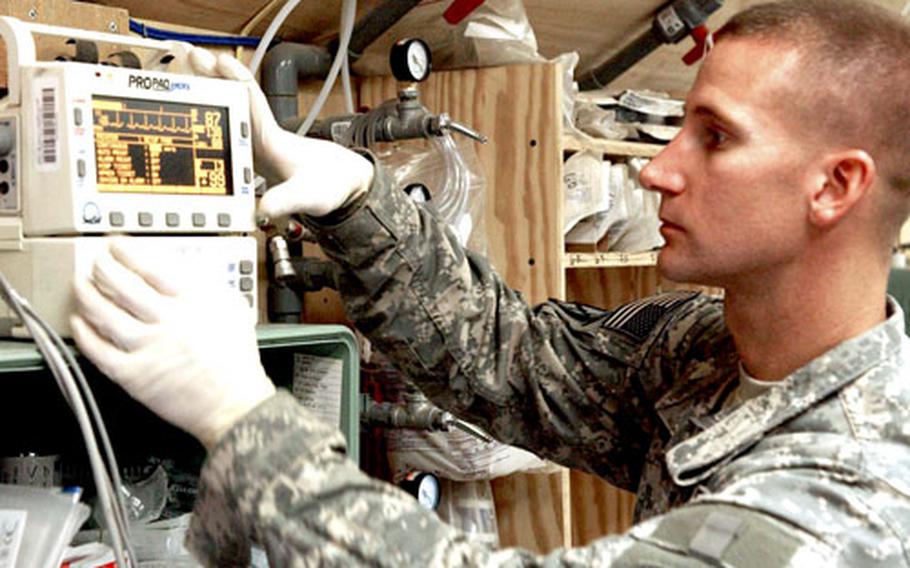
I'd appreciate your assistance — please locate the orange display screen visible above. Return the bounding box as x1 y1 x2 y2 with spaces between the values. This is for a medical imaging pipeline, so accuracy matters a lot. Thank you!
92 96 233 195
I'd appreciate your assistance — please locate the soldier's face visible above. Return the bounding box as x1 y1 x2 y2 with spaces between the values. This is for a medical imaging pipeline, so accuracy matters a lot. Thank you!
640 38 819 289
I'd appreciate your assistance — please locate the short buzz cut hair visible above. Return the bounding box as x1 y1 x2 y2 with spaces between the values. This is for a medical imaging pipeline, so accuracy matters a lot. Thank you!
715 0 910 241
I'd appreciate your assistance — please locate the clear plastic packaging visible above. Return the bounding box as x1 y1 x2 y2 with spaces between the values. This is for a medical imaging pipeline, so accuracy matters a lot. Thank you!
129 513 201 566
563 150 605 233
0 484 90 568
565 159 663 252
364 354 558 482
436 479 500 548
377 134 488 255
121 465 168 524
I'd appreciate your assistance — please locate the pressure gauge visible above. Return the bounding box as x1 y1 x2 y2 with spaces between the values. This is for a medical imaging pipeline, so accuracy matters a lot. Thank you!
403 182 432 203
390 38 432 83
399 471 441 510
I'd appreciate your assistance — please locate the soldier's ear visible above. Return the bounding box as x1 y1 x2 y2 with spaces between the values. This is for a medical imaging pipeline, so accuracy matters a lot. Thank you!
808 149 876 228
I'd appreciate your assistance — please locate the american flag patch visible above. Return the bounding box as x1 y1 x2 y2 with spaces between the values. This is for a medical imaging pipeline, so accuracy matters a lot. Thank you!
603 291 698 340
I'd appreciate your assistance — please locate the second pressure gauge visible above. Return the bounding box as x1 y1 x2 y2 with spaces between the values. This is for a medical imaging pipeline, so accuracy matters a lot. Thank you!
399 471 441 511
390 38 432 83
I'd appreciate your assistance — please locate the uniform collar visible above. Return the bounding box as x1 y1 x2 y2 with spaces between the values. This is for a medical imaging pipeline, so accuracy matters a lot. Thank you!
666 297 906 487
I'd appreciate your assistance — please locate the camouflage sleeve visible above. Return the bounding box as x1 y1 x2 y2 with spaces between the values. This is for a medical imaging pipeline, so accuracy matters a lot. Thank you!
300 160 713 486
186 391 831 567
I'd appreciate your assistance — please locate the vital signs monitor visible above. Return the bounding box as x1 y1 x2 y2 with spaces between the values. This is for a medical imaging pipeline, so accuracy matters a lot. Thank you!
0 17 258 336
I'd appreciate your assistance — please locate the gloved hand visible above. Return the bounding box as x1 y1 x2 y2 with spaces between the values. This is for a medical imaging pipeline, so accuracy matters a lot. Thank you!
71 240 276 450
188 47 374 219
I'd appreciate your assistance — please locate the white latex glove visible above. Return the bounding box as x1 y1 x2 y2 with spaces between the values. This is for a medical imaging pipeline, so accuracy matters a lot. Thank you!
71 240 276 450
188 47 374 219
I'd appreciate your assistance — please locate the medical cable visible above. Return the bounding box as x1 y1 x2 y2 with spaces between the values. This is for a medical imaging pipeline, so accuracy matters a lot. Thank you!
296 0 357 136
11 294 134 567
22 302 134 542
341 39 354 114
23 303 136 565
0 274 136 567
236 0 286 60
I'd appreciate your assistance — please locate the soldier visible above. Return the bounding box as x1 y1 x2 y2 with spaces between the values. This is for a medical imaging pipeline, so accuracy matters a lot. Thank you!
72 0 910 565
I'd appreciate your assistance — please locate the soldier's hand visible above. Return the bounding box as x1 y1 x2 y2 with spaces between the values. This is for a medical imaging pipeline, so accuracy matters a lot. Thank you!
187 47 374 219
71 240 276 450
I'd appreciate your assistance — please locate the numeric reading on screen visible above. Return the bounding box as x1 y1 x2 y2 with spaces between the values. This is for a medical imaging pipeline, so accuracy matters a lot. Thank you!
92 96 233 195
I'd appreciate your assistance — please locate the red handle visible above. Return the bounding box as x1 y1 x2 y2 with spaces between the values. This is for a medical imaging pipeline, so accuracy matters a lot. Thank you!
683 25 712 65
444 0 486 25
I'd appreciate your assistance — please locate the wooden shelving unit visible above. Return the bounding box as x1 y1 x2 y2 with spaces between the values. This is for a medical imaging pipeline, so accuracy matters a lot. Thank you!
562 133 665 158
564 250 659 269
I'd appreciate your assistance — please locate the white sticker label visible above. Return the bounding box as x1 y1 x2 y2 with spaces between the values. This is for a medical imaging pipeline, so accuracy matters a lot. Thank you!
658 6 686 38
0 510 27 568
330 121 352 144
34 78 60 172
292 353 344 429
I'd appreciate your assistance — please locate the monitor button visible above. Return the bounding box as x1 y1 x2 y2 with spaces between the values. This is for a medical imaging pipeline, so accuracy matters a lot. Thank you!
192 213 206 227
109 212 125 227
138 212 153 227
217 213 231 227
239 260 254 275
82 203 101 224
239 277 254 292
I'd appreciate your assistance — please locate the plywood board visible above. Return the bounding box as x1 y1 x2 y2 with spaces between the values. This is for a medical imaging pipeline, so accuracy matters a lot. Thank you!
490 471 568 554
0 0 129 87
93 0 385 42
360 62 564 304
570 470 636 544
93 0 910 96
565 265 661 309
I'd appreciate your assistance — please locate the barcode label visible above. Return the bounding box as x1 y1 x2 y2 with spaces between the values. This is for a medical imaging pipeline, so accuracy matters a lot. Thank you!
38 87 57 165
34 80 60 172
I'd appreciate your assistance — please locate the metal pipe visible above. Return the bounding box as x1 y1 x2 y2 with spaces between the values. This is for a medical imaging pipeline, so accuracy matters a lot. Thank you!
329 0 422 62
261 42 333 124
577 0 723 91
578 28 663 91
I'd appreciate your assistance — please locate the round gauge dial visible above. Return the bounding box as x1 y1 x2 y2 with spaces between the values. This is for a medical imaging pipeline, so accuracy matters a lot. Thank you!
400 471 441 511
416 473 441 510
403 183 432 203
390 38 432 83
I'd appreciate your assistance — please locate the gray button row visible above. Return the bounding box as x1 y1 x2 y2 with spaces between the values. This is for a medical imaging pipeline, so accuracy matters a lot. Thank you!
105 212 232 228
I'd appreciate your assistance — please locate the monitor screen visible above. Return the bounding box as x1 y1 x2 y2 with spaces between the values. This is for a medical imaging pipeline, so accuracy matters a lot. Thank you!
92 96 233 195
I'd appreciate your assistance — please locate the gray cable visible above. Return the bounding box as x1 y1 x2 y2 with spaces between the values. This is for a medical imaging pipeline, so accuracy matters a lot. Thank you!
21 303 136 561
0 274 136 567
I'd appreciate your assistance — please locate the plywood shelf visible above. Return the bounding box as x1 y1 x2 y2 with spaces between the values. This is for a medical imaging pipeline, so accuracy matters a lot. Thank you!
562 134 664 158
563 251 658 269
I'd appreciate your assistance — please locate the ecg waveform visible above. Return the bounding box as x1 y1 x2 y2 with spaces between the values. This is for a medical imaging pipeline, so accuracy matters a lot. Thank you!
92 96 233 196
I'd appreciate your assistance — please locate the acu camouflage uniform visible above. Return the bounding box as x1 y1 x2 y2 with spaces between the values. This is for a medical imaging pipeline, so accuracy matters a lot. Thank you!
187 164 910 566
